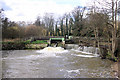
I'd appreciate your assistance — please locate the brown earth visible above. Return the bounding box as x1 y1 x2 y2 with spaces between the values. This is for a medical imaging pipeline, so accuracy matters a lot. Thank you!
111 62 118 78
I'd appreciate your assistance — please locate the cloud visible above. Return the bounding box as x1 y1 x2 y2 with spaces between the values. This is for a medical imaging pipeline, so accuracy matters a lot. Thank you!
0 0 12 11
1 0 92 22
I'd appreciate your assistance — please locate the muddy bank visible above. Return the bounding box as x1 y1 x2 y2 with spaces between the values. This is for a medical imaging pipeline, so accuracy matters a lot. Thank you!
111 62 119 78
25 44 47 49
2 42 48 50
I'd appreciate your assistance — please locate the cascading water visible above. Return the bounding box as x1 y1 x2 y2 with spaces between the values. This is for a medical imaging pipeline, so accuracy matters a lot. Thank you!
36 45 100 58
78 46 100 54
35 47 69 58
65 44 100 58
36 47 68 54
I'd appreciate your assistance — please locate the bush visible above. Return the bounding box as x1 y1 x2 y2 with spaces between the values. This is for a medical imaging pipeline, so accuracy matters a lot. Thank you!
2 40 48 50
2 42 26 50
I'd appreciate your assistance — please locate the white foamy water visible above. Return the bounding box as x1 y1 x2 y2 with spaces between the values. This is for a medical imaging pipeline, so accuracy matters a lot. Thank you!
19 52 60 59
71 53 98 58
76 54 97 58
67 69 80 73
71 48 99 58
25 47 68 58
71 49 93 54
3 47 68 60
36 47 69 54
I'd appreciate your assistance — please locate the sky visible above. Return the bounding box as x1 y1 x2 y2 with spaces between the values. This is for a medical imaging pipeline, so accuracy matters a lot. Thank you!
0 0 92 22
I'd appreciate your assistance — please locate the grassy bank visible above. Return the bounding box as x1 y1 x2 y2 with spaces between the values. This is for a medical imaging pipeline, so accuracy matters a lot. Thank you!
2 40 48 50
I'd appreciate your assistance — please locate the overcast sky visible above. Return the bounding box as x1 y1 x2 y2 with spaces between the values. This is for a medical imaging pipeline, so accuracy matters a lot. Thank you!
0 0 92 22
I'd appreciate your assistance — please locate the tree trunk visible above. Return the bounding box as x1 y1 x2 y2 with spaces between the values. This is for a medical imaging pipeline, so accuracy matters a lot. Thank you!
96 27 100 48
61 19 63 36
108 35 111 50
55 23 57 36
111 0 115 58
94 27 97 47
66 18 68 35
112 0 118 58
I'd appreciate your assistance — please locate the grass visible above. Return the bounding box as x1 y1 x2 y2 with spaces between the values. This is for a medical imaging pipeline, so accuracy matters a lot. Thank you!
23 39 31 44
31 40 48 44
2 40 48 50
23 40 48 44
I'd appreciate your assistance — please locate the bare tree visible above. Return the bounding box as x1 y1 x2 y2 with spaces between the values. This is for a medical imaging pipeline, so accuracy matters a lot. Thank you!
71 6 86 36
43 13 55 36
35 16 41 26
92 0 119 58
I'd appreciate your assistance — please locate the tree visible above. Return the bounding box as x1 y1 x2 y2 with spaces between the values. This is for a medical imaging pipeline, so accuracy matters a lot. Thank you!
25 25 46 38
71 6 86 36
43 13 55 36
2 17 9 29
93 0 119 58
87 11 109 47
69 18 73 35
35 16 41 26
6 26 20 39
111 0 118 57
65 15 68 36
2 17 9 39
60 18 64 36
55 22 58 36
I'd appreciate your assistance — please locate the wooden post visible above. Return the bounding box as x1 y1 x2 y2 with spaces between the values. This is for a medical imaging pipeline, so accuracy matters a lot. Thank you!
47 40 51 47
62 41 65 48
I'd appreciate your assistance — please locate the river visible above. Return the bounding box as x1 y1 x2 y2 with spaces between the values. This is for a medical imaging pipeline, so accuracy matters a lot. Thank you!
2 46 115 78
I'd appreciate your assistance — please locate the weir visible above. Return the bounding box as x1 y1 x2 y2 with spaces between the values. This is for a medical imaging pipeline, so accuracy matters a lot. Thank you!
48 37 65 47
47 36 73 47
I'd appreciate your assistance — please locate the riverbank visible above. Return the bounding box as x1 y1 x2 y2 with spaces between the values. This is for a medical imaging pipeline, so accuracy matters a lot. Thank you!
111 62 119 78
2 38 119 61
2 39 48 50
2 38 120 61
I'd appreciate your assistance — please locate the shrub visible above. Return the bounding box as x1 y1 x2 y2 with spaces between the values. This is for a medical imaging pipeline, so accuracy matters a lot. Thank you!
2 42 26 50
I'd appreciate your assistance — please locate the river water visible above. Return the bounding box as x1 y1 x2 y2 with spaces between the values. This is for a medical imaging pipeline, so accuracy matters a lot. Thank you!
2 46 115 78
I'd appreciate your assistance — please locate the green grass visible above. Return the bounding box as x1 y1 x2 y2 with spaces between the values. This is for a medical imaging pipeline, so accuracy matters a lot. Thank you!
2 40 48 50
23 40 48 44
23 39 31 44
31 40 48 44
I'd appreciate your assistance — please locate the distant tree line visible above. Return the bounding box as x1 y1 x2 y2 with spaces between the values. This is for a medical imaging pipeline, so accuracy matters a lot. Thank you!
1 16 46 39
1 1 120 40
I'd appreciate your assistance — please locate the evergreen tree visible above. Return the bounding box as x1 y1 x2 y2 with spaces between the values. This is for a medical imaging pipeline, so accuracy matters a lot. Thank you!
66 17 68 36
69 18 73 35
60 19 63 36
55 22 58 36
